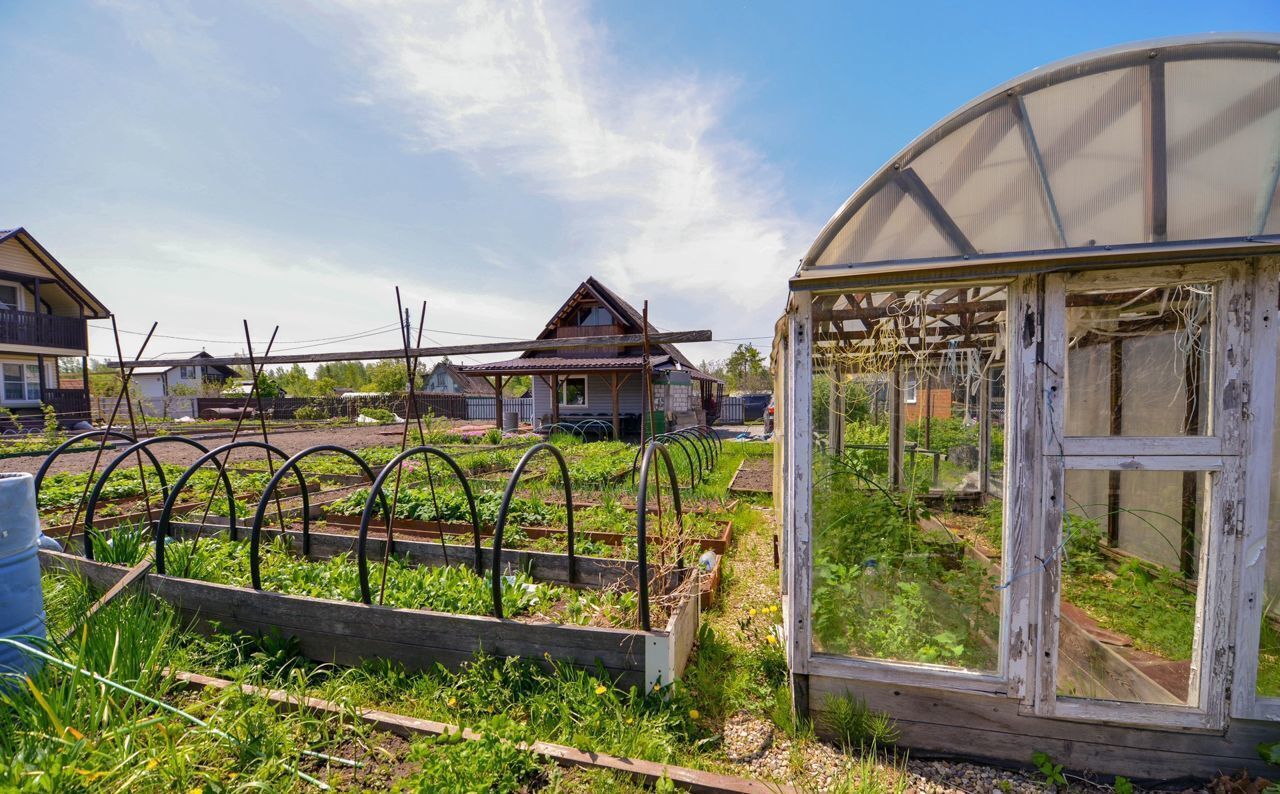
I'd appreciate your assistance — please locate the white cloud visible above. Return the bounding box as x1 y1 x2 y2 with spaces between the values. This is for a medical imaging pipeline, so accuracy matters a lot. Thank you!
79 223 548 369
325 0 803 318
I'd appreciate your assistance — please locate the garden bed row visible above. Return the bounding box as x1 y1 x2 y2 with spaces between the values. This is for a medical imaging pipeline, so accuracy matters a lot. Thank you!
41 524 701 690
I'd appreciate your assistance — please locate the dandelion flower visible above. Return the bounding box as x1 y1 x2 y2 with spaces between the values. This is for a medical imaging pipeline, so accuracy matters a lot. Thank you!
447 696 457 707
766 635 778 645
595 684 608 696
146 759 158 771
626 718 635 725
689 709 700 720
653 683 662 692
748 608 758 617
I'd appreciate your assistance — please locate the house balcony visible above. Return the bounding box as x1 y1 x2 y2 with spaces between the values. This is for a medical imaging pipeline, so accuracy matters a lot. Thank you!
553 323 624 357
0 308 87 351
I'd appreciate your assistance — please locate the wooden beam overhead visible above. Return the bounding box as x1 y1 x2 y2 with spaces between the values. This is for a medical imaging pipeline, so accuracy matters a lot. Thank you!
108 329 713 369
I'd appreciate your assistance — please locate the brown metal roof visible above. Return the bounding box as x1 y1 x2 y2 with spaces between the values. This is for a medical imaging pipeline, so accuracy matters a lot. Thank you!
463 355 669 374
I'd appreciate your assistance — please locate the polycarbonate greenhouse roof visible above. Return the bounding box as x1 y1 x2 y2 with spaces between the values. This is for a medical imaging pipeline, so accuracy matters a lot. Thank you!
796 34 1280 284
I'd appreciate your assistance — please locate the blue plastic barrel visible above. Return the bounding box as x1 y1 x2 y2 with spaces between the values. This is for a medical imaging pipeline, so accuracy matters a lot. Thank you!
0 472 45 675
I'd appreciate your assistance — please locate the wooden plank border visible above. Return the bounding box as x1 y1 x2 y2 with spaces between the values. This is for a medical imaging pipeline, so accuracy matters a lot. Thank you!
171 670 792 794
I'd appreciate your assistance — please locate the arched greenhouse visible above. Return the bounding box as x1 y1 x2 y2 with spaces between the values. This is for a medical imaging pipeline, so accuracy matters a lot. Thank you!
775 33 1280 779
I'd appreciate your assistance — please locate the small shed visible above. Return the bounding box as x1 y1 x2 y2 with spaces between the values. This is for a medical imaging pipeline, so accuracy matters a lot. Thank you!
462 277 722 436
775 34 1280 780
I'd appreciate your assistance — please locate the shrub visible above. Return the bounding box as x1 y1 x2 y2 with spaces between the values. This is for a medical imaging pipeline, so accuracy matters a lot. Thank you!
293 403 327 421
360 407 396 423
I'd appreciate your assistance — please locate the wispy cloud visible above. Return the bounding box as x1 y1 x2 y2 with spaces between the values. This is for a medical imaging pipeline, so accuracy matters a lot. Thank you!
328 0 803 316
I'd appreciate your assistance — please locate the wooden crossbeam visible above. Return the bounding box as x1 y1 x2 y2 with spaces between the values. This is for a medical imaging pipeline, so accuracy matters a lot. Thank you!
108 330 713 369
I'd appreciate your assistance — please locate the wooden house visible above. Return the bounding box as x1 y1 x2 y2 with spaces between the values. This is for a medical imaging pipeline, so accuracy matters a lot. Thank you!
462 277 722 437
0 228 109 425
424 360 492 396
130 352 239 398
774 35 1280 780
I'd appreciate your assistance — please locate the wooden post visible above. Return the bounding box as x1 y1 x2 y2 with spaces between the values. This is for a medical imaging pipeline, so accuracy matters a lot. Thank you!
978 365 992 498
494 375 504 429
827 366 844 456
551 374 560 425
81 355 91 422
889 364 904 488
1107 340 1124 545
611 371 620 439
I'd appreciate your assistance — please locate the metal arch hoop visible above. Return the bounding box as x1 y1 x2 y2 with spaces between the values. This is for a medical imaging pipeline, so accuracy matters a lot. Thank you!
358 446 484 591
691 425 721 464
249 444 389 601
34 430 150 497
670 427 711 475
82 436 229 561
676 426 716 471
635 440 684 632
155 440 307 575
653 432 698 490
491 441 575 619
543 422 586 442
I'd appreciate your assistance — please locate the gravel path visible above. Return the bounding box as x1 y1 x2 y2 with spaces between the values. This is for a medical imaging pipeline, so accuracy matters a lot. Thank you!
0 424 417 476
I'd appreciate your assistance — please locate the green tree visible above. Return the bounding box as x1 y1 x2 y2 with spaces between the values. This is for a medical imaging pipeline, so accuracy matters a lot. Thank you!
362 359 407 393
724 344 771 393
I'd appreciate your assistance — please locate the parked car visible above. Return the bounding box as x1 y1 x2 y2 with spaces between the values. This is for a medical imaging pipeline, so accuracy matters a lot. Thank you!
741 392 771 422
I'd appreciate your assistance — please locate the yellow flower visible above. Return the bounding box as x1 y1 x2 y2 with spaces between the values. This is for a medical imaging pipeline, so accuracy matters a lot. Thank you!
595 684 607 696
188 788 204 794
447 696 457 707
146 759 158 771
626 718 634 725
688 709 700 720
766 635 778 645
653 683 661 692
748 608 758 617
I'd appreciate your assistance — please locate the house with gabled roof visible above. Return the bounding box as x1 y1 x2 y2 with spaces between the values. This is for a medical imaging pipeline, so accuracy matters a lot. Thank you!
424 359 492 396
0 227 110 424
461 277 723 436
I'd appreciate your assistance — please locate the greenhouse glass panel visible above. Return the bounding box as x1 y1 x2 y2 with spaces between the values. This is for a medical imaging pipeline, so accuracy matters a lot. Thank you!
812 179 957 267
1057 470 1209 706
1021 67 1145 248
1166 59 1280 241
809 285 1007 672
1063 280 1213 437
911 106 1058 255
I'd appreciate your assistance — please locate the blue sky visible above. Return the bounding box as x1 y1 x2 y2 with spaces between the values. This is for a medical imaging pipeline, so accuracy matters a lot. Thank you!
0 1 1275 367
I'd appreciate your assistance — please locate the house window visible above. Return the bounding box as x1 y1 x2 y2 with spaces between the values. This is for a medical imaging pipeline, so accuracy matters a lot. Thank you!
180 366 197 379
2 363 41 402
903 375 918 404
576 306 612 326
559 376 587 407
0 283 19 311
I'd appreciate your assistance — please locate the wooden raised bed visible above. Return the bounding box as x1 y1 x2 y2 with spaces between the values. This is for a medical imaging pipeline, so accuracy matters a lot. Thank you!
41 529 701 690
728 457 772 496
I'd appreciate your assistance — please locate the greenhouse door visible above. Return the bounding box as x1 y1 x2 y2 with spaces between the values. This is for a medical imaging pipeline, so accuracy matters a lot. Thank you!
1033 262 1252 729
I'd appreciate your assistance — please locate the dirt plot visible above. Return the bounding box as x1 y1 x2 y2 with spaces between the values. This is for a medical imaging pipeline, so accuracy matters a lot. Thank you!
729 455 773 494
0 424 418 476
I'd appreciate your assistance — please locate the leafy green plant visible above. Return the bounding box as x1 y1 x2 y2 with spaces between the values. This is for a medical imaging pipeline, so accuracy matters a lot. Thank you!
359 407 397 423
395 716 544 794
292 403 327 421
1032 750 1068 787
1113 775 1134 794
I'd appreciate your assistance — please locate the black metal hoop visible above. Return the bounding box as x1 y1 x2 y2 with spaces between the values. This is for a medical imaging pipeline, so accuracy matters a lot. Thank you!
491 442 575 619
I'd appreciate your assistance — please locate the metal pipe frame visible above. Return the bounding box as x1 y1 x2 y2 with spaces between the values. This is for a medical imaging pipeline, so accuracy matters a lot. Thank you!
154 441 308 575
635 441 684 632
248 444 389 599
357 446 484 585
491 442 576 619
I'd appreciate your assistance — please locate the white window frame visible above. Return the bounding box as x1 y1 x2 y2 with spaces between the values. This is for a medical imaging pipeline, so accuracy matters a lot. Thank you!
0 280 24 311
559 375 588 407
1031 262 1247 731
903 374 919 404
1 360 42 404
797 279 1028 696
1231 256 1280 721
